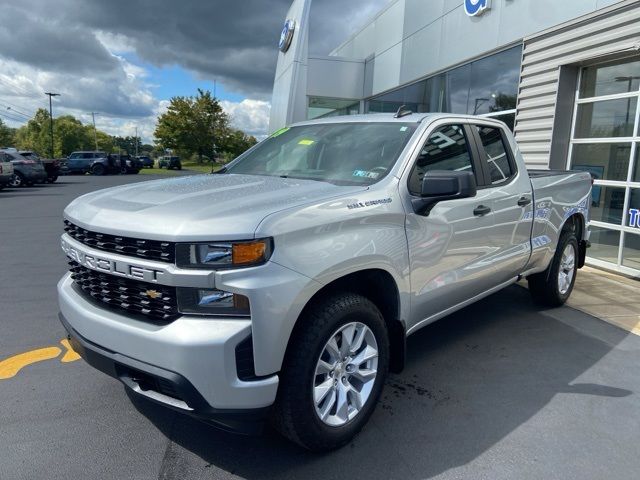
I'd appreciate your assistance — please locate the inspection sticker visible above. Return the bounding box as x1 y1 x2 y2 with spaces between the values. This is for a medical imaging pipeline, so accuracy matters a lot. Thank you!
353 170 380 179
270 127 289 138
298 139 315 146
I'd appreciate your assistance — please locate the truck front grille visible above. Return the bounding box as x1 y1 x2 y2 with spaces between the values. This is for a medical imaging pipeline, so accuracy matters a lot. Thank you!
69 260 179 323
64 220 175 263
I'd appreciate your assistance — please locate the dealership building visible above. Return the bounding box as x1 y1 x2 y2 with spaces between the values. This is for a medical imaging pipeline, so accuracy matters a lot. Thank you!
270 0 640 277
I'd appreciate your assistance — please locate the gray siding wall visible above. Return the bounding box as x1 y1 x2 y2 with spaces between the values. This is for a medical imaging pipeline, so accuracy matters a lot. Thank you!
515 0 640 169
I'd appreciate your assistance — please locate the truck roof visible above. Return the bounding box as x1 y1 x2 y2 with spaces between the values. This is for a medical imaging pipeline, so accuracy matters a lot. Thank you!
290 112 505 127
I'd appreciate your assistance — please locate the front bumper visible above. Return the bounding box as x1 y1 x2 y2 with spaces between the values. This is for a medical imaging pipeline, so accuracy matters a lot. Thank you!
58 273 279 424
59 312 270 434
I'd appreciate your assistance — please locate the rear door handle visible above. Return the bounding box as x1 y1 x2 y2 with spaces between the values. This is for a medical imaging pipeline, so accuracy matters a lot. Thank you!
473 205 491 217
518 196 532 207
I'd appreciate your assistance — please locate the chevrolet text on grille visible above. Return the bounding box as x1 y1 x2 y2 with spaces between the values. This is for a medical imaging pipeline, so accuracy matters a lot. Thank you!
61 238 164 282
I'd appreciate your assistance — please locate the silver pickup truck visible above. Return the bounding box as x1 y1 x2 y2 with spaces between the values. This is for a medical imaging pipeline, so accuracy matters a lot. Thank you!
58 113 591 451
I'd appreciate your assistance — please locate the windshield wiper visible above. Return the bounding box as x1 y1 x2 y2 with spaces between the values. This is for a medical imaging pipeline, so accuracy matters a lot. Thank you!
211 166 227 174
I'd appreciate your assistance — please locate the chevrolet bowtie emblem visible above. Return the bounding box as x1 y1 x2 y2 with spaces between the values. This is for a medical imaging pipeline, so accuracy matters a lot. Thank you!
145 289 161 299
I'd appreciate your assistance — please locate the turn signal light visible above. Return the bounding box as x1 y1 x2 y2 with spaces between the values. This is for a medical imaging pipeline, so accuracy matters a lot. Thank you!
233 241 267 265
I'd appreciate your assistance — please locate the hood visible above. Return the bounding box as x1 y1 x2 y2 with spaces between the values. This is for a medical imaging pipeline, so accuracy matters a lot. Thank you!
64 173 366 241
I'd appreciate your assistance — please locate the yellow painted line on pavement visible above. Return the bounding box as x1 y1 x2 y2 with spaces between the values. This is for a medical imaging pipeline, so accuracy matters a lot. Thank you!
0 338 82 379
0 347 62 379
60 339 81 363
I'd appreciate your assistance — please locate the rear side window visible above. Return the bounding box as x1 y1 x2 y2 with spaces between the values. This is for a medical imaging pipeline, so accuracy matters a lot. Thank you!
476 126 514 185
408 124 474 195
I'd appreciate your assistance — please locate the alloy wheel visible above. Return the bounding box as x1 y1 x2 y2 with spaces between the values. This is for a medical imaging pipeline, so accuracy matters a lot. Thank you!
558 243 576 295
312 322 379 427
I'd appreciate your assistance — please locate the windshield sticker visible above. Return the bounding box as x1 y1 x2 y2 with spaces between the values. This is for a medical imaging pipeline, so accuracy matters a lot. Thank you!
353 170 380 179
271 127 289 138
298 139 315 146
400 126 408 132
347 198 392 210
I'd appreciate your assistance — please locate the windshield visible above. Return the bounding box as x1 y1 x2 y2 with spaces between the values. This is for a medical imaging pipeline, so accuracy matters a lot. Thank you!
225 122 417 186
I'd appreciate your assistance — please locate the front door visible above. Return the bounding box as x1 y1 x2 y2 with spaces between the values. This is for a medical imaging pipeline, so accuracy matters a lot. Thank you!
403 122 499 331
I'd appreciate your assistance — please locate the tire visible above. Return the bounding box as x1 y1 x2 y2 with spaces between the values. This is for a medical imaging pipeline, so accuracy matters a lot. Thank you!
47 175 58 184
528 231 579 307
177 165 182 170
272 293 389 451
9 172 24 187
91 164 105 176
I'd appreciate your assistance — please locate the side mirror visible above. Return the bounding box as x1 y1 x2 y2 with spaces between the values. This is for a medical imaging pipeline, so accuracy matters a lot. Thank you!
412 170 477 216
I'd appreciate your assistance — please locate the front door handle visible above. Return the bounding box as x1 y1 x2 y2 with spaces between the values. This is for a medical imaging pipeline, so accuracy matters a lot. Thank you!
518 196 532 207
473 205 491 217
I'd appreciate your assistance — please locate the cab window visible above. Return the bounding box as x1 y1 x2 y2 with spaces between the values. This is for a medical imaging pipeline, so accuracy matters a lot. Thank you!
476 125 514 185
408 124 475 195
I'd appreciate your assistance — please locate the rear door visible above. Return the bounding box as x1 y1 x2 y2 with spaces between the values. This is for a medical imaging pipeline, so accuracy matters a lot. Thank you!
403 121 500 329
469 121 534 283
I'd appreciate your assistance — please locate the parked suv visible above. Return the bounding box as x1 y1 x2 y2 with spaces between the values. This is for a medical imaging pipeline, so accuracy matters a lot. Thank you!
20 151 60 183
0 150 47 187
158 155 182 170
89 153 141 175
62 151 108 174
0 153 14 190
136 156 154 168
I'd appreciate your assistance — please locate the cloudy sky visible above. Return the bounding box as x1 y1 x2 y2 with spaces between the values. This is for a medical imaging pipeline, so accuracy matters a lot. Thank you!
0 0 390 143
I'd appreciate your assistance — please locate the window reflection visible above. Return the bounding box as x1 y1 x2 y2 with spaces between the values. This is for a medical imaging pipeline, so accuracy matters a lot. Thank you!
590 186 626 225
580 58 640 98
366 45 522 116
571 144 631 182
574 98 637 138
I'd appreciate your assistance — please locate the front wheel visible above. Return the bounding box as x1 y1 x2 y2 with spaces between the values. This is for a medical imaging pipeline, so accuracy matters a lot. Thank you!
91 164 105 176
273 293 389 451
9 172 24 187
528 231 579 307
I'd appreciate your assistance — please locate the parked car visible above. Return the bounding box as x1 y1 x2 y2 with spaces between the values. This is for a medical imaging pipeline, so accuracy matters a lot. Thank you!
158 155 181 170
0 150 47 187
58 113 592 451
61 151 108 175
0 153 14 190
91 154 142 175
136 156 154 168
20 151 60 183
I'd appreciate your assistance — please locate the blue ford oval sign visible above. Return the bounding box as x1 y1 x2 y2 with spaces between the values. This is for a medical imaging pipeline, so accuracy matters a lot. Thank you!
279 19 296 53
464 0 491 16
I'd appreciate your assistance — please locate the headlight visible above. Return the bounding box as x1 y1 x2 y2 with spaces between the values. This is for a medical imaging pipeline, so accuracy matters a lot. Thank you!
176 239 272 269
177 288 250 316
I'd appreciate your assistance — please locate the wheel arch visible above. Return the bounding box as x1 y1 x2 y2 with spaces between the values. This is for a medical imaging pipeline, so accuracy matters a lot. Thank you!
560 212 587 268
287 268 406 374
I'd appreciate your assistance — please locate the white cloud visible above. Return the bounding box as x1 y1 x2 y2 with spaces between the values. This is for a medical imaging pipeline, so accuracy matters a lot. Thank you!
220 99 271 139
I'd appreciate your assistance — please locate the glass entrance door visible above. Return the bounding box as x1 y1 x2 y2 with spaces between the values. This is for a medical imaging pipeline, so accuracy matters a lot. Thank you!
569 56 640 275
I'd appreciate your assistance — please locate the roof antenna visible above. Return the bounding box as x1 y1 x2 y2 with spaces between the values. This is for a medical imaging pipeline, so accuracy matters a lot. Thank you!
394 104 412 118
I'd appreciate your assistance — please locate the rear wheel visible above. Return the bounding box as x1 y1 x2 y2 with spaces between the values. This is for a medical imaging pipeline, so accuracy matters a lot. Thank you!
91 164 105 176
47 175 58 183
528 231 579 307
9 172 24 187
273 293 389 451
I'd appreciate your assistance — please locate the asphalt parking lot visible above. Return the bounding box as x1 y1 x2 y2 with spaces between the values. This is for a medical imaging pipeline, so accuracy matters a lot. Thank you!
1 174 640 480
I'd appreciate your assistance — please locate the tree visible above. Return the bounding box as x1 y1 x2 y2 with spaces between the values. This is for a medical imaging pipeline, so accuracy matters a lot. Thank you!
154 89 229 162
219 129 257 160
111 135 142 155
0 118 15 147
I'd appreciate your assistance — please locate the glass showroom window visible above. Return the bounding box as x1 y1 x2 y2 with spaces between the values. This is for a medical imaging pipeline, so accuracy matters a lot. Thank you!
366 45 522 129
569 56 640 275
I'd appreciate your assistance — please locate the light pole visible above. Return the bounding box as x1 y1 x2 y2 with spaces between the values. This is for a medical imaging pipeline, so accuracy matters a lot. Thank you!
135 126 139 157
91 112 98 151
44 92 60 158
